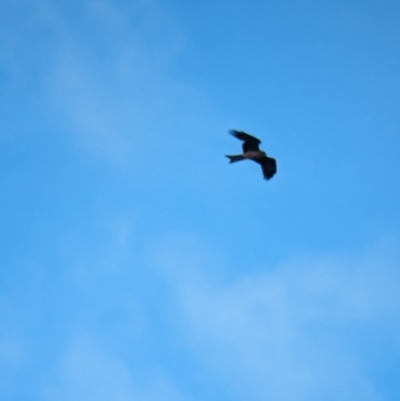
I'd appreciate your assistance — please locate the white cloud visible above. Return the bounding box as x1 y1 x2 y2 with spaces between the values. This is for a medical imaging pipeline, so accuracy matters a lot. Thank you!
154 235 400 401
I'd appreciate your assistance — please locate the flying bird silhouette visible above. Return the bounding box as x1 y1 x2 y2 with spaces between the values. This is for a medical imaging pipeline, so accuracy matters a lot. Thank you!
226 130 277 180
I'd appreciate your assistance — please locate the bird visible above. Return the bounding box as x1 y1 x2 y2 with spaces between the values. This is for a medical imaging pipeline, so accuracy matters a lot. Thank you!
226 130 277 180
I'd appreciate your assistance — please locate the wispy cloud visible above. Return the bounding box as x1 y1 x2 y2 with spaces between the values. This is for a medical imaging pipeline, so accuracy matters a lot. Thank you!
1 0 225 174
154 234 400 401
3 220 398 400
44 339 188 401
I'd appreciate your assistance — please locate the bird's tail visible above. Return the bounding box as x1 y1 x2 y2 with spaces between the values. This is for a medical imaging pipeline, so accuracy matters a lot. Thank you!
226 154 245 163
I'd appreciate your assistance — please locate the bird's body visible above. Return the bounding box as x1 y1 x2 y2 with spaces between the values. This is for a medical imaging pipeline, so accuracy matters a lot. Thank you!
226 130 277 180
243 150 266 160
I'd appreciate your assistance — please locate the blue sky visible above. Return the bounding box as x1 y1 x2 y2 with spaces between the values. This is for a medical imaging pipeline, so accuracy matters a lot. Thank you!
1 0 400 400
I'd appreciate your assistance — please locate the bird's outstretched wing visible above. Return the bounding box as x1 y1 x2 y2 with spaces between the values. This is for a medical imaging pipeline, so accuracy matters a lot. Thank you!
260 157 277 180
229 130 261 152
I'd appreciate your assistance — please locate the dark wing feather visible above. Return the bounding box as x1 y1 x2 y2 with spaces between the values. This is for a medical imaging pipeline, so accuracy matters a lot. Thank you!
229 130 261 152
260 157 277 180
